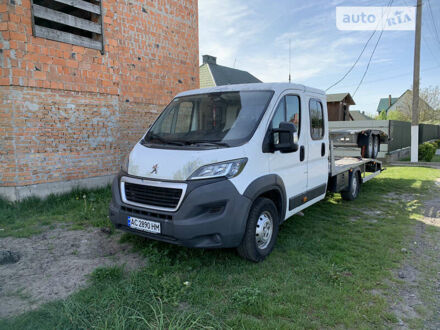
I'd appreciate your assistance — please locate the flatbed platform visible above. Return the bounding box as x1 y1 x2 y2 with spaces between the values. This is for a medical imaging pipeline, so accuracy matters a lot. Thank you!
329 137 383 188
332 157 373 176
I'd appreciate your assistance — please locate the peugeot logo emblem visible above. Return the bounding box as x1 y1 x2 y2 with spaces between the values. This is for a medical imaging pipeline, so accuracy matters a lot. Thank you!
151 164 158 174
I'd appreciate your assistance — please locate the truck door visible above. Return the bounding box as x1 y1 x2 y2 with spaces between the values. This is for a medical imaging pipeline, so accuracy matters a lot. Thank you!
268 94 308 218
306 98 328 200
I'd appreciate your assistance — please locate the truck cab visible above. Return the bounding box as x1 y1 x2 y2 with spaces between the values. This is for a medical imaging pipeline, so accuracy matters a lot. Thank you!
109 83 371 262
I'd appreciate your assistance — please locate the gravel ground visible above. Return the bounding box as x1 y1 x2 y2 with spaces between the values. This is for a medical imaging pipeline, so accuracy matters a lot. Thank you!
388 178 440 329
0 228 144 318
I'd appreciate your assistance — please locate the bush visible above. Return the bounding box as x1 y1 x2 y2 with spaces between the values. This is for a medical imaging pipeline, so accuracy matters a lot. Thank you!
435 139 440 148
418 142 436 162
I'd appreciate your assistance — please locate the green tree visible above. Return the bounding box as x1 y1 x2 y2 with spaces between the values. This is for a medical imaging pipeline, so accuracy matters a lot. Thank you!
377 110 387 120
386 110 408 121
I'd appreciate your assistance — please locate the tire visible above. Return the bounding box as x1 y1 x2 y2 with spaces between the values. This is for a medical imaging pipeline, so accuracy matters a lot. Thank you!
237 198 279 262
362 134 374 159
341 171 360 201
372 135 379 159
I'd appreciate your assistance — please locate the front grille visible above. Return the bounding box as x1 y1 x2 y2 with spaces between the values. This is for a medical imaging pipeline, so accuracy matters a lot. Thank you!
124 182 182 209
121 206 173 221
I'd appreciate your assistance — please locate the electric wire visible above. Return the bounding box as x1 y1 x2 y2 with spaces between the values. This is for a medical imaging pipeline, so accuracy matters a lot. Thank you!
352 0 395 97
325 0 394 92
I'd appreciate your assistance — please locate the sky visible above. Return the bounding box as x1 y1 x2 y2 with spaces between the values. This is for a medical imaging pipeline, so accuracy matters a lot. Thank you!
198 0 440 116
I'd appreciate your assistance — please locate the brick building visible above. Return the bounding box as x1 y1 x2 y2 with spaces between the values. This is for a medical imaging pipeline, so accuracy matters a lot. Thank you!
0 0 199 201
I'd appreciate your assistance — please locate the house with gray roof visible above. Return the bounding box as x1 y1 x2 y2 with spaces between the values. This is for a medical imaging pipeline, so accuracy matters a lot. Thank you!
199 55 261 88
350 110 372 120
376 90 434 119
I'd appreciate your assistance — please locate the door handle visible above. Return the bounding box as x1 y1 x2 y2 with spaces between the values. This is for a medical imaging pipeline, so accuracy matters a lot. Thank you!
321 142 326 157
300 146 305 162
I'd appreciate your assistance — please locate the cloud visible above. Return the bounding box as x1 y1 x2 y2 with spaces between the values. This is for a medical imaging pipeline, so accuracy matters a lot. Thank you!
199 0 266 66
198 0 405 115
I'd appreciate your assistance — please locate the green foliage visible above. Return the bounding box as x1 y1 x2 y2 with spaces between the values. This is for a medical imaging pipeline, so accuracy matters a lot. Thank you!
231 287 262 307
0 186 112 237
386 109 409 121
378 110 387 120
90 266 124 283
418 141 437 162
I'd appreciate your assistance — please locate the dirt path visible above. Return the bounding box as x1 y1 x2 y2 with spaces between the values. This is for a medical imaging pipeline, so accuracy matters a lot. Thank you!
388 178 440 329
0 228 144 319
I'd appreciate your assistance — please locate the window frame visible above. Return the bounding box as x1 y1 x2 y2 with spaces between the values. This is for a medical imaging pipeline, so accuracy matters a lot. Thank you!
309 98 325 141
30 0 105 53
270 93 302 137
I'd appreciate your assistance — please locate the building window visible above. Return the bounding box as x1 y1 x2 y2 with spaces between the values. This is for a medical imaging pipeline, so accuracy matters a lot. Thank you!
31 0 104 52
309 99 324 140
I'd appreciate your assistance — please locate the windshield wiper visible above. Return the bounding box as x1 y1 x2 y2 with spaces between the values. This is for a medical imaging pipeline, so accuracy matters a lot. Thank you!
145 133 186 146
183 140 230 148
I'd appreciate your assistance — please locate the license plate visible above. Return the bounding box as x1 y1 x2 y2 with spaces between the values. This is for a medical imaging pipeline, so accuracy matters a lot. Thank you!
127 216 161 234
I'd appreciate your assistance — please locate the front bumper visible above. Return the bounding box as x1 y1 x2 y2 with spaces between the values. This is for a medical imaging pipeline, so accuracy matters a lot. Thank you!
109 173 252 248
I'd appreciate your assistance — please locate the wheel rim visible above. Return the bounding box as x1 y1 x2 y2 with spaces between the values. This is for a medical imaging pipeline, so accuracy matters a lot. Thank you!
255 211 273 250
374 138 379 156
352 175 358 194
368 138 373 156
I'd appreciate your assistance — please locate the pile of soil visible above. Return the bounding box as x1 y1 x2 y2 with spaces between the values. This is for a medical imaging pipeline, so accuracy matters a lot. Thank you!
0 228 144 318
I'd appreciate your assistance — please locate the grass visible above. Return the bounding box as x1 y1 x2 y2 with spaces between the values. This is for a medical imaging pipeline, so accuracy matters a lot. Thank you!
1 167 439 329
0 186 112 237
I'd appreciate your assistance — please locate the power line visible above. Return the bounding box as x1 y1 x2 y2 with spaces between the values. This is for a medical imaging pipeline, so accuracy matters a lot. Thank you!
352 31 385 96
325 31 377 92
325 0 393 92
426 0 440 45
402 0 440 66
352 0 395 97
337 64 440 88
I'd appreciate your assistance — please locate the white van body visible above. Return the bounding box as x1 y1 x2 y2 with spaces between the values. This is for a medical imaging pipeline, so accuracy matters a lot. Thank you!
109 83 381 261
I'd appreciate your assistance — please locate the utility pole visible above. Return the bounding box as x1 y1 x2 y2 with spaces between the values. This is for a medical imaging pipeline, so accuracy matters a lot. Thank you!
411 0 422 162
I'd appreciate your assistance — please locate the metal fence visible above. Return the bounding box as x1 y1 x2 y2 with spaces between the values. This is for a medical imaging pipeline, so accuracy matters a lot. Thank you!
419 124 440 144
388 121 411 152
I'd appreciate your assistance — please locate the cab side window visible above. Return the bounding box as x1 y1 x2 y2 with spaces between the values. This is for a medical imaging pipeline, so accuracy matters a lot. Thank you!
271 97 285 129
309 99 324 140
271 95 300 135
286 95 300 133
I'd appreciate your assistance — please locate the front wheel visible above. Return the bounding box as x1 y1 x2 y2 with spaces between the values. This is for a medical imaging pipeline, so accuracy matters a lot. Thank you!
341 172 360 201
237 198 279 262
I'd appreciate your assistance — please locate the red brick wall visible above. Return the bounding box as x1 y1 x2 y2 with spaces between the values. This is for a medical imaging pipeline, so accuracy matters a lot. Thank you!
0 0 199 187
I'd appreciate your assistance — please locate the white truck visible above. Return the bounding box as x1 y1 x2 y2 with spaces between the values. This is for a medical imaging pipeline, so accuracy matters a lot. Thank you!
109 83 384 262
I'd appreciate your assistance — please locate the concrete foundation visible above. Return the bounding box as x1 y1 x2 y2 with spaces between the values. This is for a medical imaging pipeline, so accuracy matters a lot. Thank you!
0 174 115 202
386 146 411 162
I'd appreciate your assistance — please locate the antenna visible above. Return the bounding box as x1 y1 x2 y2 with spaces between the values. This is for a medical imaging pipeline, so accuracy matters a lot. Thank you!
289 39 292 83
233 58 237 68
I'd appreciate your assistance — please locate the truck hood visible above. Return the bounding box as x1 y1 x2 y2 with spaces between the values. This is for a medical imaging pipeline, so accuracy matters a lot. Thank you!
127 143 247 181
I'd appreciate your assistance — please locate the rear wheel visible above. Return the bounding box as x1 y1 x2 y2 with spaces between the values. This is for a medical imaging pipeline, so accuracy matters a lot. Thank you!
364 134 373 158
237 198 279 262
372 135 379 159
341 172 360 201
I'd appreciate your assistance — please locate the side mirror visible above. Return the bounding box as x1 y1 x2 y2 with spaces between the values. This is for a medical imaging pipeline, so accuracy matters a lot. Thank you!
272 122 299 153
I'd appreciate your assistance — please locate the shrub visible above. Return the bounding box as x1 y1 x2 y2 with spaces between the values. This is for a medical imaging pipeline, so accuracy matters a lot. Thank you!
418 142 436 162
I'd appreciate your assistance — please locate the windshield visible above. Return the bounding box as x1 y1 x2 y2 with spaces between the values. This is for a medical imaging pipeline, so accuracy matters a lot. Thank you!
144 91 274 148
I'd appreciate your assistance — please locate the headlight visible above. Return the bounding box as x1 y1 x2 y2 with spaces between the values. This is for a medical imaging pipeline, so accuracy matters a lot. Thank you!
188 158 247 180
121 154 129 172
